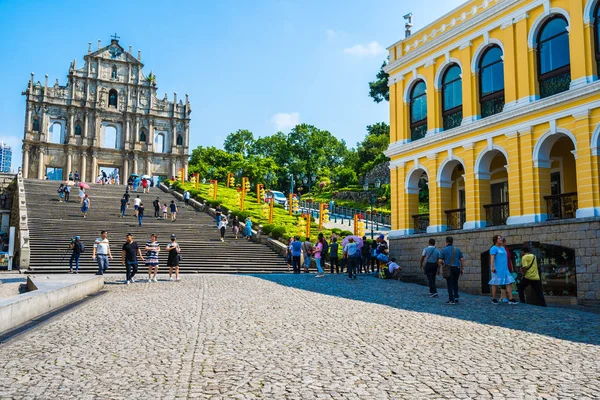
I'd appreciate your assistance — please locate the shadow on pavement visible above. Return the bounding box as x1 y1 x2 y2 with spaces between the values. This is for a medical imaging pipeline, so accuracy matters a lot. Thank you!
252 273 600 346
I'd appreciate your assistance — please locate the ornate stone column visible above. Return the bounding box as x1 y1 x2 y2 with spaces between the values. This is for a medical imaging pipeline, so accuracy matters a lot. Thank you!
83 111 89 146
133 154 138 175
26 104 32 133
145 158 152 176
124 115 130 146
184 121 190 148
66 150 72 177
134 117 140 144
22 144 30 179
170 159 176 179
37 147 45 180
91 151 98 182
81 151 87 183
183 160 188 182
68 109 75 144
122 156 129 184
148 118 154 152
171 120 177 152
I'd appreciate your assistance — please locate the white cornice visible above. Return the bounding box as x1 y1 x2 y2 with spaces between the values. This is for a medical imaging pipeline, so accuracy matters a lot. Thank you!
384 81 600 160
384 0 543 76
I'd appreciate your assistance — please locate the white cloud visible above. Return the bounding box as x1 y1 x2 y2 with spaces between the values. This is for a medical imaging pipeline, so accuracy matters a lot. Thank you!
270 112 300 132
0 135 22 172
343 41 385 57
326 29 347 41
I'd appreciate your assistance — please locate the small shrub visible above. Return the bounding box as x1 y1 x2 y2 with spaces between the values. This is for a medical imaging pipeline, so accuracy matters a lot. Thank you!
340 230 353 237
331 228 342 234
261 224 275 235
271 227 286 240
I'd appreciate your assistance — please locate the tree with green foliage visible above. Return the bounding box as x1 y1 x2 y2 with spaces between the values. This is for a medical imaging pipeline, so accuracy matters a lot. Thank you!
368 61 390 103
223 129 255 157
356 122 391 179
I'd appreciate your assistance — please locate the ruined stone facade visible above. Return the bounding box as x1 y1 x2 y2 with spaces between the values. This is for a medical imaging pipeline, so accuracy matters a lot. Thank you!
22 37 191 182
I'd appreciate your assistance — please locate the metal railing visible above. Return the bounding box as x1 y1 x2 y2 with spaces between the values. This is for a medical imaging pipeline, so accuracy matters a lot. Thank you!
483 202 509 226
296 200 391 227
412 214 430 234
445 208 466 231
544 192 578 220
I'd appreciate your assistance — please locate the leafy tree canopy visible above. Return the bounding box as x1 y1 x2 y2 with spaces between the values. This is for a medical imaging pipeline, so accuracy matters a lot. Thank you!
368 61 390 103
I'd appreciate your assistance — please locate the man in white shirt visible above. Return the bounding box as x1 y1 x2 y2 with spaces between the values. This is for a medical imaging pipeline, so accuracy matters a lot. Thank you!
92 230 113 275
133 196 142 217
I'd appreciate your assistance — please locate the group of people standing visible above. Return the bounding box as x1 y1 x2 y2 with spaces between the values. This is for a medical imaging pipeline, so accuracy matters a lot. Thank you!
119 190 178 227
214 204 253 242
70 230 183 284
286 234 390 279
417 235 546 306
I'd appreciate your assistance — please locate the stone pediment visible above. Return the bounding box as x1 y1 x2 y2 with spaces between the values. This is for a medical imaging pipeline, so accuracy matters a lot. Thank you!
89 41 142 66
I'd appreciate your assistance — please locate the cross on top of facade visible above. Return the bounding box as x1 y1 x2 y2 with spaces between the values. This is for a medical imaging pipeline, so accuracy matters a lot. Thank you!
110 33 120 41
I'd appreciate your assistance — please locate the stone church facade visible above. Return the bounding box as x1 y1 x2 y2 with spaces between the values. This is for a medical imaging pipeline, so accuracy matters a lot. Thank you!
22 37 191 182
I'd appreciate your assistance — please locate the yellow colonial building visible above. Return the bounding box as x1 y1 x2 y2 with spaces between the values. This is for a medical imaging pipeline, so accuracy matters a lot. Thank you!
385 0 600 305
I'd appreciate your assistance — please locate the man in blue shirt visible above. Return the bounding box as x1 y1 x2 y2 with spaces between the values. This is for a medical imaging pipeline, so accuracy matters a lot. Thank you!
438 236 465 305
291 236 303 274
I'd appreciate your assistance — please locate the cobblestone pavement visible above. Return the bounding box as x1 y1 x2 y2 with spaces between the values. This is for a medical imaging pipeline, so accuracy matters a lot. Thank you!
0 274 599 399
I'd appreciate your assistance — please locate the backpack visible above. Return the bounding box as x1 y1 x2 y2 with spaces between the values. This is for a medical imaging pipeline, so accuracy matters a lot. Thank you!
77 241 85 253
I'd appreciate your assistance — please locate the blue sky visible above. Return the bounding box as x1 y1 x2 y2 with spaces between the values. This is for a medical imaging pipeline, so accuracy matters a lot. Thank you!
0 0 465 171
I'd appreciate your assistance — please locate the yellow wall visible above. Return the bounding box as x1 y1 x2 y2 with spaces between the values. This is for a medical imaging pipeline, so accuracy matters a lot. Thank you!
386 0 600 233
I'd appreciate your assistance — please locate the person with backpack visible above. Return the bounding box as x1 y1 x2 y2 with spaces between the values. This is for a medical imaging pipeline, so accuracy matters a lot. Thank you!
153 197 161 218
329 237 339 274
438 236 466 305
420 238 441 298
138 203 145 227
69 236 84 273
57 184 65 202
301 237 313 273
517 246 547 306
119 195 128 218
64 184 71 202
343 237 360 279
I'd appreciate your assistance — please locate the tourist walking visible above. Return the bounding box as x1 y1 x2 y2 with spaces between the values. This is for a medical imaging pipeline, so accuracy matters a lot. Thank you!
291 236 302 274
286 238 293 272
218 215 228 242
64 185 71 202
488 235 518 304
74 171 80 183
133 195 141 217
162 203 168 219
170 200 178 221
438 236 465 305
420 238 441 298
166 234 181 281
145 233 160 282
92 230 112 275
361 236 371 273
123 189 131 208
127 176 133 190
69 236 84 273
58 183 65 202
183 190 190 207
329 237 339 274
343 237 360 279
215 204 222 227
81 194 90 218
232 216 240 239
78 186 85 203
138 203 145 227
302 236 313 273
313 237 325 278
119 195 128 217
115 173 120 185
244 217 252 240
142 178 149 193
517 246 547 306
489 235 518 305
68 171 73 181
153 197 160 218
122 233 144 285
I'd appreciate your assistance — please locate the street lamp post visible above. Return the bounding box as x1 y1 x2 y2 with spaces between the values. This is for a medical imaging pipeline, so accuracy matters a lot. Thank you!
363 179 381 239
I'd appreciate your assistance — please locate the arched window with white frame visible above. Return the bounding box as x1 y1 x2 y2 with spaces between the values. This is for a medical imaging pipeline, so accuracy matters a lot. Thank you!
537 16 571 98
442 64 462 130
409 80 427 141
479 45 504 118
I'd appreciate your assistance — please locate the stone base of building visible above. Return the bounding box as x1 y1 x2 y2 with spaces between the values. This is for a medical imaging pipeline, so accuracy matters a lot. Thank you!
389 218 600 307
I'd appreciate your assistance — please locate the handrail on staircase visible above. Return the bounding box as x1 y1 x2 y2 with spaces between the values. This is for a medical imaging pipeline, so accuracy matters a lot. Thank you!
11 172 30 270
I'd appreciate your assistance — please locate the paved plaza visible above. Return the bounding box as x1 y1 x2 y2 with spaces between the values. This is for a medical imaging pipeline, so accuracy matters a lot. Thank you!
0 274 599 399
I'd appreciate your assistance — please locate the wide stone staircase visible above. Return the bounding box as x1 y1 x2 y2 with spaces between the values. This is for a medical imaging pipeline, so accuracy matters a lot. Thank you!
24 179 287 274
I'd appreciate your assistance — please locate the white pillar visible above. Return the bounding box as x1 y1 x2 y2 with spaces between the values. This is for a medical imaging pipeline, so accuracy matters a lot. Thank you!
91 152 98 182
170 160 176 179
66 151 72 177
68 110 74 143
80 152 87 183
133 155 138 175
123 157 129 184
146 158 152 176
22 145 30 179
183 161 188 182
37 148 45 180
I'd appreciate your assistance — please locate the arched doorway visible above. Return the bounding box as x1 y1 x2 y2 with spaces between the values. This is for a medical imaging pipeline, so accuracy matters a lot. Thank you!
438 159 466 230
49 122 65 144
476 148 509 226
534 131 578 220
406 167 430 233
102 126 118 149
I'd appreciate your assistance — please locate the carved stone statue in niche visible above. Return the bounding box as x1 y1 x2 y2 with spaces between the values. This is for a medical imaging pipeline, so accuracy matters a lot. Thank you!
91 62 97 74
99 88 107 108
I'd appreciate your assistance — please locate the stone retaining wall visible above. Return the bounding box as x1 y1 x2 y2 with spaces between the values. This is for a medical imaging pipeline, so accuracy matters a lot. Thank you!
389 218 600 307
